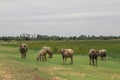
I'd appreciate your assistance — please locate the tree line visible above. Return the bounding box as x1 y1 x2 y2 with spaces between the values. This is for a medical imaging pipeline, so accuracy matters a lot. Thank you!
0 33 120 41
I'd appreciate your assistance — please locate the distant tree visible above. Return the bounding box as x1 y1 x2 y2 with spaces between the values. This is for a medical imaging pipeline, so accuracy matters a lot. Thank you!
36 35 49 40
0 33 120 41
50 36 61 40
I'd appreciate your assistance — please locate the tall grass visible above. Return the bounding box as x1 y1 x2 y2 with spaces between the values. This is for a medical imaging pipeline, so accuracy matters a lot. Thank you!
2 40 120 59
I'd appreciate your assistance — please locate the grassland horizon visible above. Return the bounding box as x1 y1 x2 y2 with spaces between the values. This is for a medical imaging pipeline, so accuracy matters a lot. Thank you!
0 40 120 80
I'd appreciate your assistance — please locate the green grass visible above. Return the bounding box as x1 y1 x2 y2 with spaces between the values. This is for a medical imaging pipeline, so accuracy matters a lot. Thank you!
0 40 120 80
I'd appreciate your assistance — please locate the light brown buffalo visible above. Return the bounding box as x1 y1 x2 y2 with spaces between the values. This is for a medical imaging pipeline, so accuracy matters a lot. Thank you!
59 49 74 64
19 43 28 59
98 49 107 61
42 46 53 58
37 48 47 61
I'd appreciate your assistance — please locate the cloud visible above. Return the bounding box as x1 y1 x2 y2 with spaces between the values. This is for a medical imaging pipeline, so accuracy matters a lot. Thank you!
0 0 120 36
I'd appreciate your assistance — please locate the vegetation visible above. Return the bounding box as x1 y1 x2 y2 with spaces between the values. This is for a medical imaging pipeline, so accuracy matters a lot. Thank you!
1 40 120 60
0 34 120 41
0 40 120 80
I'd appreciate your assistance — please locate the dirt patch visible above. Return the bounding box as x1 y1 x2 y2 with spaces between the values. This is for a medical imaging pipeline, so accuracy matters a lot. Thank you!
111 73 120 80
0 63 11 80
49 76 68 80
3 74 12 80
0 63 44 80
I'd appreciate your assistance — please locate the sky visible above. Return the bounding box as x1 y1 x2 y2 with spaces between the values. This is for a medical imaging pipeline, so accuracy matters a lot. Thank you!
0 0 120 37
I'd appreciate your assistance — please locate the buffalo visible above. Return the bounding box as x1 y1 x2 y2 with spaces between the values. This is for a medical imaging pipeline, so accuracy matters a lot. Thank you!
59 49 74 64
42 46 53 58
19 43 28 59
89 49 98 66
98 49 107 61
37 48 47 61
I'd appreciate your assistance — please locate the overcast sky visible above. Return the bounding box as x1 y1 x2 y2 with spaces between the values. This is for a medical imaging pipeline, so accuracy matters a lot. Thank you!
0 0 120 37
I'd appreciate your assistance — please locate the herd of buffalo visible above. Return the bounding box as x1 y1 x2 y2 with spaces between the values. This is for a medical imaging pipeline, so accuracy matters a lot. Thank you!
19 43 107 66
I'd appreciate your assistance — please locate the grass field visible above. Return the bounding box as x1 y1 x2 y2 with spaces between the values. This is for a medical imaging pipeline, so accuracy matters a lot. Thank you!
0 40 120 80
